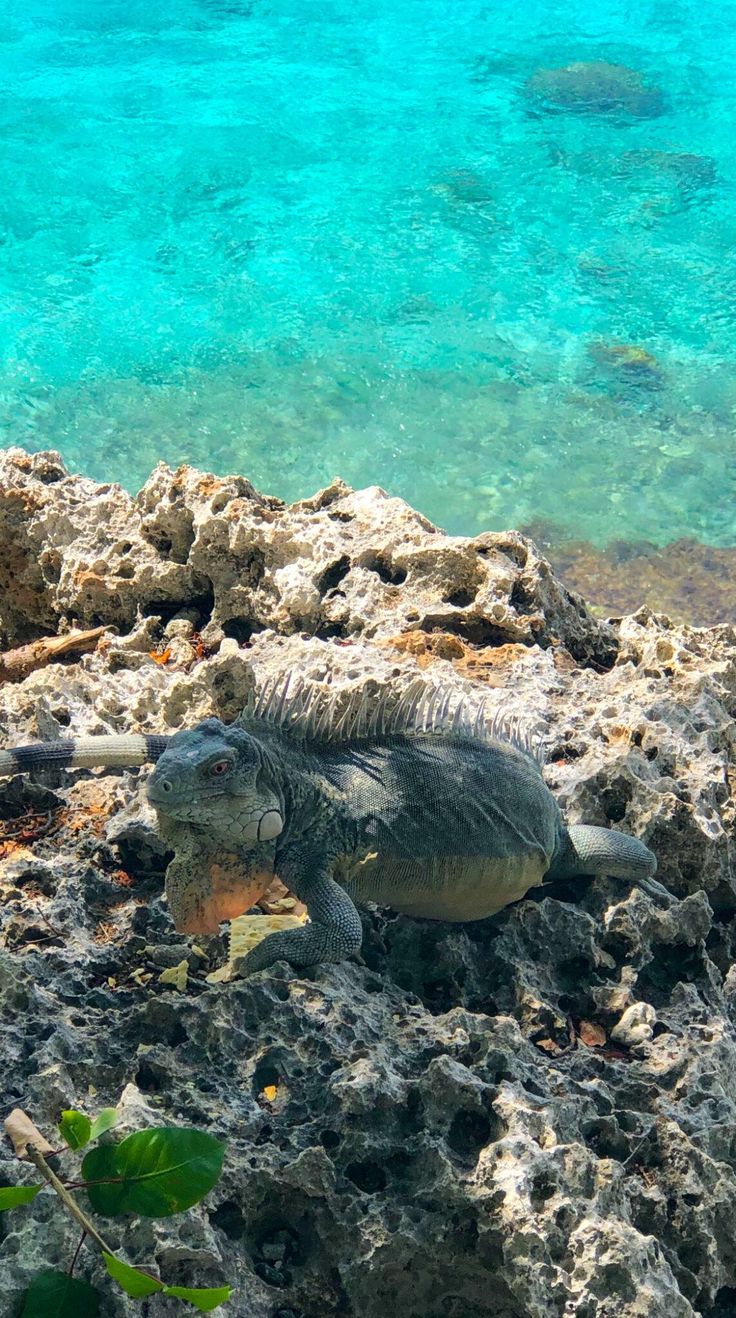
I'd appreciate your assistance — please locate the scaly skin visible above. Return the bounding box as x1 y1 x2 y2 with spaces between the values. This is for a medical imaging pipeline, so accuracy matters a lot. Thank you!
1 709 661 976
147 720 366 969
144 717 660 975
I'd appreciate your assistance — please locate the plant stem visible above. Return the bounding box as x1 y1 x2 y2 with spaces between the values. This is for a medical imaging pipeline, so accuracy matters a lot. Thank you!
68 1229 87 1276
25 1146 117 1257
4 1111 165 1292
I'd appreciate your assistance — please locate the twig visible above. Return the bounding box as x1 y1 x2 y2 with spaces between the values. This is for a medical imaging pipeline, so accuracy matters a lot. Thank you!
0 627 108 684
622 1125 656 1168
0 809 56 842
35 910 64 940
24 1144 116 1257
5 1109 162 1286
68 1229 87 1276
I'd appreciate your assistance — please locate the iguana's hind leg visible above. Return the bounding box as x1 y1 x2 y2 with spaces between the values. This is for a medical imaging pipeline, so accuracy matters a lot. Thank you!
234 849 363 976
549 825 670 902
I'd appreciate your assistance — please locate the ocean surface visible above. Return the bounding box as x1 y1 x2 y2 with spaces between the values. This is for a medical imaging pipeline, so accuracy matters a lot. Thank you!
1 0 735 552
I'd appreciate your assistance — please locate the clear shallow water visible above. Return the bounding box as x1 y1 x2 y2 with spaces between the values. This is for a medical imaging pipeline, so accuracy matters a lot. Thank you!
1 0 735 547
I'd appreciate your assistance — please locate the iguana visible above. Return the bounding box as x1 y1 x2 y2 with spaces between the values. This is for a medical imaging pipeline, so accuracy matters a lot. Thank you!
0 678 662 976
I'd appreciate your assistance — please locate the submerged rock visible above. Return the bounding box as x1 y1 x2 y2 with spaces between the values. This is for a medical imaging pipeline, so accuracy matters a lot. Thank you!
0 449 735 1317
587 340 664 388
432 168 495 206
524 60 666 119
528 528 736 627
576 250 629 284
617 149 717 194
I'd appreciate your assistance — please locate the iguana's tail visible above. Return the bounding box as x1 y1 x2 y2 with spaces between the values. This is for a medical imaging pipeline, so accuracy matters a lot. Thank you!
549 824 669 900
560 824 656 880
0 735 171 778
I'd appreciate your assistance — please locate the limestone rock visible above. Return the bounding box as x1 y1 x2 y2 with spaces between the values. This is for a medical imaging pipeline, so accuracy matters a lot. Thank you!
0 452 735 1316
610 1000 657 1047
0 448 616 666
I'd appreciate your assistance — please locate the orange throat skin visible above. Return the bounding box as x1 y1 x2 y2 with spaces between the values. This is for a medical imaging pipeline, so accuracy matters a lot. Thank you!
166 851 275 935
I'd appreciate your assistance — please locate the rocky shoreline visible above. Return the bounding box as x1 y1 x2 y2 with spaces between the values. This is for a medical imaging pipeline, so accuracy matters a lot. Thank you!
1 447 735 1318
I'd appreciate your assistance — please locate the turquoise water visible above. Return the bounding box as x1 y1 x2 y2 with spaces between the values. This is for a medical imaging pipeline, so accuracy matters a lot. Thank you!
1 0 735 546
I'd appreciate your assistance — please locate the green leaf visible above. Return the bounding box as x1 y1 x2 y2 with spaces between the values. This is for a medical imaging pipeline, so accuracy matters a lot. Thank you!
82 1127 225 1217
59 1110 92 1150
103 1253 163 1298
0 1184 42 1211
103 1254 232 1310
164 1284 233 1311
21 1270 100 1317
89 1108 118 1141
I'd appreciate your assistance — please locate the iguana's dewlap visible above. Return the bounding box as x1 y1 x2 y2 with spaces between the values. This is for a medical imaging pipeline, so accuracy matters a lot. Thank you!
166 851 275 935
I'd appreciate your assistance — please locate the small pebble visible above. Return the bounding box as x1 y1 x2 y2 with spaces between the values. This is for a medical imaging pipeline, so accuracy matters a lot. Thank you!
610 1001 656 1046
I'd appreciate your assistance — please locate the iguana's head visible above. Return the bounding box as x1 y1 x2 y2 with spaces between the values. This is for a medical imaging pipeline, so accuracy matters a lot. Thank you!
147 718 284 844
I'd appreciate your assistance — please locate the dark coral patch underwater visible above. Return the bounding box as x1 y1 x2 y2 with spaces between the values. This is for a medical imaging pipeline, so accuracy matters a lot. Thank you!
529 528 736 625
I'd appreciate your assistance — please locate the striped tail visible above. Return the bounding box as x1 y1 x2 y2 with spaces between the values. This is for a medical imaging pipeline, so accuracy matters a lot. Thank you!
0 735 171 778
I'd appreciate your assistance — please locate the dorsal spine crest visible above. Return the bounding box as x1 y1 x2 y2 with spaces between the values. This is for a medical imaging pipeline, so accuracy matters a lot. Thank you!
241 674 544 764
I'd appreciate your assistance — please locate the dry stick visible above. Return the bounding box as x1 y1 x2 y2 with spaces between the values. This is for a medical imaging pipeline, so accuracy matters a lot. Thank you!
6 1113 164 1287
0 626 108 684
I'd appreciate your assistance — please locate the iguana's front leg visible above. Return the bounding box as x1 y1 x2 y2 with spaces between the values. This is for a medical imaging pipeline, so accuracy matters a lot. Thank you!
234 845 363 976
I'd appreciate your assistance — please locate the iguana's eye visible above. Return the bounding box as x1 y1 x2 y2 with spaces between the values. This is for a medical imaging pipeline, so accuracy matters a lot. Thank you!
209 759 232 777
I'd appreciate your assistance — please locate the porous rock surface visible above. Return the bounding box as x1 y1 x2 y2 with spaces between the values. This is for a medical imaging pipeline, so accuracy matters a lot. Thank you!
0 448 735 1318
